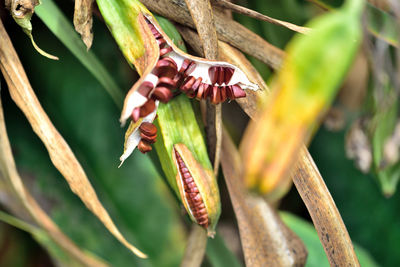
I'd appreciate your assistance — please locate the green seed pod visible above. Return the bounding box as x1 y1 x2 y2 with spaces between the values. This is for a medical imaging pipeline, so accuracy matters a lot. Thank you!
154 95 221 237
102 6 222 235
242 0 364 194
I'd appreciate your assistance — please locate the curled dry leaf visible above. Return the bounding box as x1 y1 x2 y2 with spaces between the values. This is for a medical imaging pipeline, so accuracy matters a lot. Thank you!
221 129 307 267
140 0 285 69
6 0 58 60
0 19 146 258
73 0 94 49
184 0 218 59
0 98 108 267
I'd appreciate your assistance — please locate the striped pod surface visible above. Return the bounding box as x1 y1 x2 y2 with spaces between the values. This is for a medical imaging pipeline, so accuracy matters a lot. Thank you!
172 144 220 236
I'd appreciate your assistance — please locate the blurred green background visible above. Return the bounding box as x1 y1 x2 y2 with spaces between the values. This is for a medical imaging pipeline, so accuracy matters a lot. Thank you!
0 0 398 266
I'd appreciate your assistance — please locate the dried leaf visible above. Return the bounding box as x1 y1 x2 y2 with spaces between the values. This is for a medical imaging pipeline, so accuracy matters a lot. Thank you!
291 148 360 266
141 0 285 69
0 19 146 258
7 0 58 60
213 0 311 34
184 0 221 175
73 0 94 49
218 26 360 266
217 42 268 117
180 225 208 267
184 0 218 59
221 129 307 266
0 98 108 266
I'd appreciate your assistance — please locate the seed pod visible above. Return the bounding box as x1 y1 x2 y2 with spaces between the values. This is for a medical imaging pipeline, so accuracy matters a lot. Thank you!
241 0 364 194
119 104 158 166
172 144 220 236
116 11 259 163
119 13 260 126
153 94 221 236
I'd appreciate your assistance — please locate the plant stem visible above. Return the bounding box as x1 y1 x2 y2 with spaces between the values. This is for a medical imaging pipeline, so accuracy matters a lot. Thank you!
292 148 360 267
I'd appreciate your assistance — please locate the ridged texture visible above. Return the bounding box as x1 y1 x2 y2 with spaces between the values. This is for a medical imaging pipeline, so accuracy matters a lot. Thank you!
138 122 157 153
175 148 209 228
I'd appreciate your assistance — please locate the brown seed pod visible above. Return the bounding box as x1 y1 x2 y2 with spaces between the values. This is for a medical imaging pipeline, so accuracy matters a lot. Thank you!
144 17 257 103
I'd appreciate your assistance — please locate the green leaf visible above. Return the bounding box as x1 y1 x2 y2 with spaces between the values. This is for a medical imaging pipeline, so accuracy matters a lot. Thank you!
35 0 124 107
155 15 186 51
366 4 399 47
371 86 400 196
0 210 104 266
280 212 379 267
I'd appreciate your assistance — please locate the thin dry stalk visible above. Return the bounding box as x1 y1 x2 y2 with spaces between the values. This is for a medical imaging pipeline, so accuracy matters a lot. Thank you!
291 149 360 266
184 0 222 176
221 129 307 266
180 225 208 267
212 0 311 34
141 0 285 69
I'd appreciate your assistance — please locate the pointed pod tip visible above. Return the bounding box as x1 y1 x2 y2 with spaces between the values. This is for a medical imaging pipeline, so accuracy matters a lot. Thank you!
118 160 124 168
120 118 127 127
207 229 216 238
